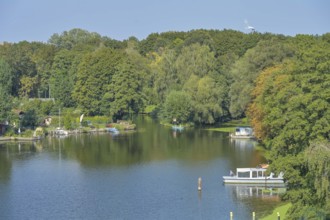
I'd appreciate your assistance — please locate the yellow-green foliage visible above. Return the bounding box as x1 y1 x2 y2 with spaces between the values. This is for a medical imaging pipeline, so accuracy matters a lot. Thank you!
34 127 44 136
207 119 250 132
144 105 157 114
84 116 110 124
260 203 291 220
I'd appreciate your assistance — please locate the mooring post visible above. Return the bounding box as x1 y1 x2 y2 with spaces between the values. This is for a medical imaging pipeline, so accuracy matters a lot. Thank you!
277 212 280 220
198 177 202 191
230 211 233 220
252 211 255 220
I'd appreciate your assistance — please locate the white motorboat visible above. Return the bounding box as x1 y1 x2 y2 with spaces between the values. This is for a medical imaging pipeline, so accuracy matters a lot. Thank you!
230 127 255 139
55 127 68 136
107 127 119 133
223 167 284 184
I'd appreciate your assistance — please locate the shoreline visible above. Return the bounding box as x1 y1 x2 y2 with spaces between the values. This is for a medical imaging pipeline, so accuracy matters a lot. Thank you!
0 126 136 142
0 136 41 142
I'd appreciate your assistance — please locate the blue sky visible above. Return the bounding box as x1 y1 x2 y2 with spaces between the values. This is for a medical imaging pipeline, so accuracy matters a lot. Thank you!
1 0 329 43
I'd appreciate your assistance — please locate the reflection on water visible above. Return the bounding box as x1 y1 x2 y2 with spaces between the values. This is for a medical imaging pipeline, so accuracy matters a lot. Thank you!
0 116 286 219
226 184 286 200
230 138 257 148
225 184 287 217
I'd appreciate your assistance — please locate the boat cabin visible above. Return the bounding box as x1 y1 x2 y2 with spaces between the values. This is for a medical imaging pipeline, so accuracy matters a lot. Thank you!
223 167 284 184
234 127 253 136
236 168 267 178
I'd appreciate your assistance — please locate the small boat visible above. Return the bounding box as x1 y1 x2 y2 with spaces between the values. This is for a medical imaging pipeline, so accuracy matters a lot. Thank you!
55 109 68 136
172 125 184 131
223 167 284 184
107 127 119 133
230 127 255 139
54 127 68 136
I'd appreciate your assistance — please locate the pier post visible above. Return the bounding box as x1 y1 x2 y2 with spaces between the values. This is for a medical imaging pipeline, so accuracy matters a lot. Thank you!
198 177 202 191
252 211 255 220
230 211 233 220
277 212 280 220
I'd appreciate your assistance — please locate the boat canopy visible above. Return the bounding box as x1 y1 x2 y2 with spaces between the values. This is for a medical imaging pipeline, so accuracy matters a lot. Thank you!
236 168 267 178
237 168 266 172
234 127 253 136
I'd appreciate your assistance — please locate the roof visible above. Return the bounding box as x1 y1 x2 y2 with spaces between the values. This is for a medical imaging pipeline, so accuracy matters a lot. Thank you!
236 168 267 172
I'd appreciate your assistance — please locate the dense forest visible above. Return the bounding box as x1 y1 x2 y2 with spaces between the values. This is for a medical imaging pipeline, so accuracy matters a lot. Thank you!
0 28 329 219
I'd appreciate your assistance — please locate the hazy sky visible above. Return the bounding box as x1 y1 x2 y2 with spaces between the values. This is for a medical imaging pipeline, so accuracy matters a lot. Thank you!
1 0 329 42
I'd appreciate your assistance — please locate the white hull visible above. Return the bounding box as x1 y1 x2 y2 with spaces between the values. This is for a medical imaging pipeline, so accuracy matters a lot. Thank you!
107 127 119 133
172 125 184 131
55 128 68 136
230 134 255 139
223 176 284 184
223 167 284 185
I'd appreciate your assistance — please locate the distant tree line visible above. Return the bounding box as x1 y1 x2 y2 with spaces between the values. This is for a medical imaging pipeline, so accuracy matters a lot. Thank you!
0 28 329 218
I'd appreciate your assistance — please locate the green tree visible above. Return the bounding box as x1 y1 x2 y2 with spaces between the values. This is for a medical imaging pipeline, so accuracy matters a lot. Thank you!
50 49 81 107
0 59 13 122
184 75 226 124
175 43 216 85
247 35 330 219
153 48 179 102
48 28 102 50
0 87 12 123
73 48 125 115
0 59 13 93
304 141 330 218
229 37 293 118
21 109 38 128
63 113 74 130
183 29 215 50
162 90 193 123
139 32 186 55
108 59 144 120
30 42 56 98
0 42 37 97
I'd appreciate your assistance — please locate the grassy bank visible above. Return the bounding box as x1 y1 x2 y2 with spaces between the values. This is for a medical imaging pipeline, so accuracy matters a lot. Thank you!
260 203 292 220
206 118 250 132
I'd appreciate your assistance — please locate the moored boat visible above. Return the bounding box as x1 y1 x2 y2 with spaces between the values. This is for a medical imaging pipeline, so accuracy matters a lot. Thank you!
54 127 68 136
230 127 255 139
172 125 184 131
223 167 284 184
107 127 119 133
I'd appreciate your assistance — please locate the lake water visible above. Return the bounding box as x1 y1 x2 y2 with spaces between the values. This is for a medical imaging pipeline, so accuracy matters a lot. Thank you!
0 116 284 220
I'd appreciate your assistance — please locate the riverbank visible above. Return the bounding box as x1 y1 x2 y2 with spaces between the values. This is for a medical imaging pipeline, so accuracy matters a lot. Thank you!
206 119 250 132
260 203 291 220
0 120 136 141
0 136 41 141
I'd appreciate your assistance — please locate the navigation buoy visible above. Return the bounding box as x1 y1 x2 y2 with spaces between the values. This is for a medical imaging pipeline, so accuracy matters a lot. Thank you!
198 177 202 191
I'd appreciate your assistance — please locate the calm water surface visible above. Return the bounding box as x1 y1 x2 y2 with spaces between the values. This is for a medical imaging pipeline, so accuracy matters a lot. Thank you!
0 116 284 220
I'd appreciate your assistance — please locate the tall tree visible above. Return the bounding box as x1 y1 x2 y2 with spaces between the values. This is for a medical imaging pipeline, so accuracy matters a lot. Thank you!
229 37 293 118
184 75 227 124
0 42 37 97
175 43 216 85
0 59 13 94
305 141 330 218
30 42 56 98
107 58 144 120
153 48 179 102
48 28 102 50
0 59 13 122
247 35 330 218
73 48 125 115
162 90 193 123
50 49 82 107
